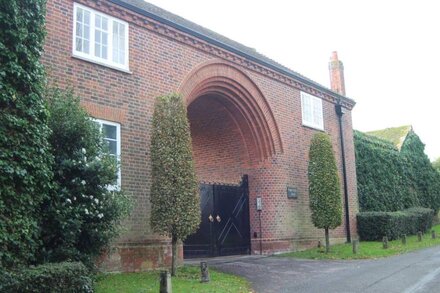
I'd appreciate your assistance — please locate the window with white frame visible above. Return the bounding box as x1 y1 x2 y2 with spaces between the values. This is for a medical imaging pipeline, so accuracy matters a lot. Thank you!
301 91 324 130
73 3 129 71
94 119 121 189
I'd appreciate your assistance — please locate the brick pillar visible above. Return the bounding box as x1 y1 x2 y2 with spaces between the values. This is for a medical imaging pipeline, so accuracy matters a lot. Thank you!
329 51 346 96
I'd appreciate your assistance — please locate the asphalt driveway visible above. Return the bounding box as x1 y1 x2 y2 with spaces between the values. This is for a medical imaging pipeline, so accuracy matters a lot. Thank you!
192 246 440 292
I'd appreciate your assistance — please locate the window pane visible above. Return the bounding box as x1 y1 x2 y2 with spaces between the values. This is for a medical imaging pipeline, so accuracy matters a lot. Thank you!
102 17 108 30
106 140 117 155
75 8 90 54
76 22 82 38
112 21 126 65
84 24 90 39
84 10 90 25
76 9 83 22
103 124 117 139
83 40 89 54
75 37 82 51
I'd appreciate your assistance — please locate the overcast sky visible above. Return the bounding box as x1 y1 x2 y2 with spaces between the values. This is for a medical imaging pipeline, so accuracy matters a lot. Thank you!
146 0 440 160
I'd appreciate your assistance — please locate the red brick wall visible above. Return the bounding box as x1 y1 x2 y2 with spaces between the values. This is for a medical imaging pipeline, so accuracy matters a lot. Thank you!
189 96 248 184
43 0 359 271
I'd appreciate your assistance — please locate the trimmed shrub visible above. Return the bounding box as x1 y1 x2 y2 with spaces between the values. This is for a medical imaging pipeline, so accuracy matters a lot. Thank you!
150 94 200 275
0 262 92 293
404 207 435 233
308 132 342 252
357 207 434 241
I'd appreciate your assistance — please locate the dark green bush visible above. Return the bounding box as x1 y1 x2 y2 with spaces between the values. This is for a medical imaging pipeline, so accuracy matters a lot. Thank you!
357 207 434 241
404 207 435 233
0 262 93 293
0 0 53 268
38 88 131 268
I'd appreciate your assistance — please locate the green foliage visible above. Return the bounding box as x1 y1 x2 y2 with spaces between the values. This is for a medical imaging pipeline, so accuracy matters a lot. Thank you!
354 130 440 212
308 132 342 230
400 132 440 211
0 0 53 268
39 88 131 267
354 131 418 211
357 207 434 241
150 94 200 241
433 157 440 173
0 262 93 293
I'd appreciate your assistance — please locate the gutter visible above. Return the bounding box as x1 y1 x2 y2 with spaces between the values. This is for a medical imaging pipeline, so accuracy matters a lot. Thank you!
109 0 355 107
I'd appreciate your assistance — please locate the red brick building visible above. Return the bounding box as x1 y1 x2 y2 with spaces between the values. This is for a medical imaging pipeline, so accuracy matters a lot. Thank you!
43 0 358 272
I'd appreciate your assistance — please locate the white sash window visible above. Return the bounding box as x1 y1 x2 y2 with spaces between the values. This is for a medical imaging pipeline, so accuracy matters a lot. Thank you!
73 3 129 71
301 92 324 130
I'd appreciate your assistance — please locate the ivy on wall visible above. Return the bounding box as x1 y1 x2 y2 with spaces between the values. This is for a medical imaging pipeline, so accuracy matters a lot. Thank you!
354 130 440 212
0 0 54 268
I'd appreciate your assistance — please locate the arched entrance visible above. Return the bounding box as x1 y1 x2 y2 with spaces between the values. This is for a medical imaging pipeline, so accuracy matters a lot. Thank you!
180 60 282 257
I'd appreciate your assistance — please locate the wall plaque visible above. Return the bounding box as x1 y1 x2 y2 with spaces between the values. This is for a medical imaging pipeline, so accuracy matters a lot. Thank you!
287 186 298 199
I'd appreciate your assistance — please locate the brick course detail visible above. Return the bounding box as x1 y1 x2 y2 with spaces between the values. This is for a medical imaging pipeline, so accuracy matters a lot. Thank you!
43 0 359 272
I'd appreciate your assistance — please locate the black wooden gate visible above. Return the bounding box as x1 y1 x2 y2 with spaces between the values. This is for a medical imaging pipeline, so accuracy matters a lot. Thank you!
184 175 250 258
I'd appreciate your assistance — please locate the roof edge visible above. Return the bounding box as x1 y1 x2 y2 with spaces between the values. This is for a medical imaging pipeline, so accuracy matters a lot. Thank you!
109 0 356 108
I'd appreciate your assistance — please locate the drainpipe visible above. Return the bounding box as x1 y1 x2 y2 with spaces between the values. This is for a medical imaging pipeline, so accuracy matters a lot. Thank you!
335 103 351 243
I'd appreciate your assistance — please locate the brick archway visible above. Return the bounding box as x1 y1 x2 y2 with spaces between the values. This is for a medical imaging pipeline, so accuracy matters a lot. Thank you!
179 59 283 166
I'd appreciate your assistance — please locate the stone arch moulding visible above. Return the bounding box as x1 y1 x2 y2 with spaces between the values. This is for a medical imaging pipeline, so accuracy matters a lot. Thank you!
179 59 283 163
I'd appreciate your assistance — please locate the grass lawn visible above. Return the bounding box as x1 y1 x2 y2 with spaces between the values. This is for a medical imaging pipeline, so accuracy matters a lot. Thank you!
94 265 252 293
279 224 440 260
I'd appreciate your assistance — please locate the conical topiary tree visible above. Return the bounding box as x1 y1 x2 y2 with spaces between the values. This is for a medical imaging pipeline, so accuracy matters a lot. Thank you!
150 94 200 276
308 132 342 253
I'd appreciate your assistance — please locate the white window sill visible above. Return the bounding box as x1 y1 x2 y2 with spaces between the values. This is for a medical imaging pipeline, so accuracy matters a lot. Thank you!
302 122 325 132
72 54 132 74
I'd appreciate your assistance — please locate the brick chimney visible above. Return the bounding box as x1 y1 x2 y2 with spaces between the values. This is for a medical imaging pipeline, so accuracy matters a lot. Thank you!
329 51 346 96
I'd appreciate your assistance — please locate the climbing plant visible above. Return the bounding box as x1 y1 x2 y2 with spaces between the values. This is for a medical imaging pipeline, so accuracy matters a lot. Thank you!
355 130 440 212
0 0 53 268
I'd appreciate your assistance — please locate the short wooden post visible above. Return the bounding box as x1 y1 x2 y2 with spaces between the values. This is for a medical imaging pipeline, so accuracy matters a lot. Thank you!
200 261 210 283
418 231 423 242
382 236 388 249
402 234 407 245
160 270 172 293
432 230 436 239
352 239 359 254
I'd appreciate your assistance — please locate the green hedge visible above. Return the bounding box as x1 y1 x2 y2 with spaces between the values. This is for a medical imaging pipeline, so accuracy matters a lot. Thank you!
357 207 434 241
0 262 93 293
